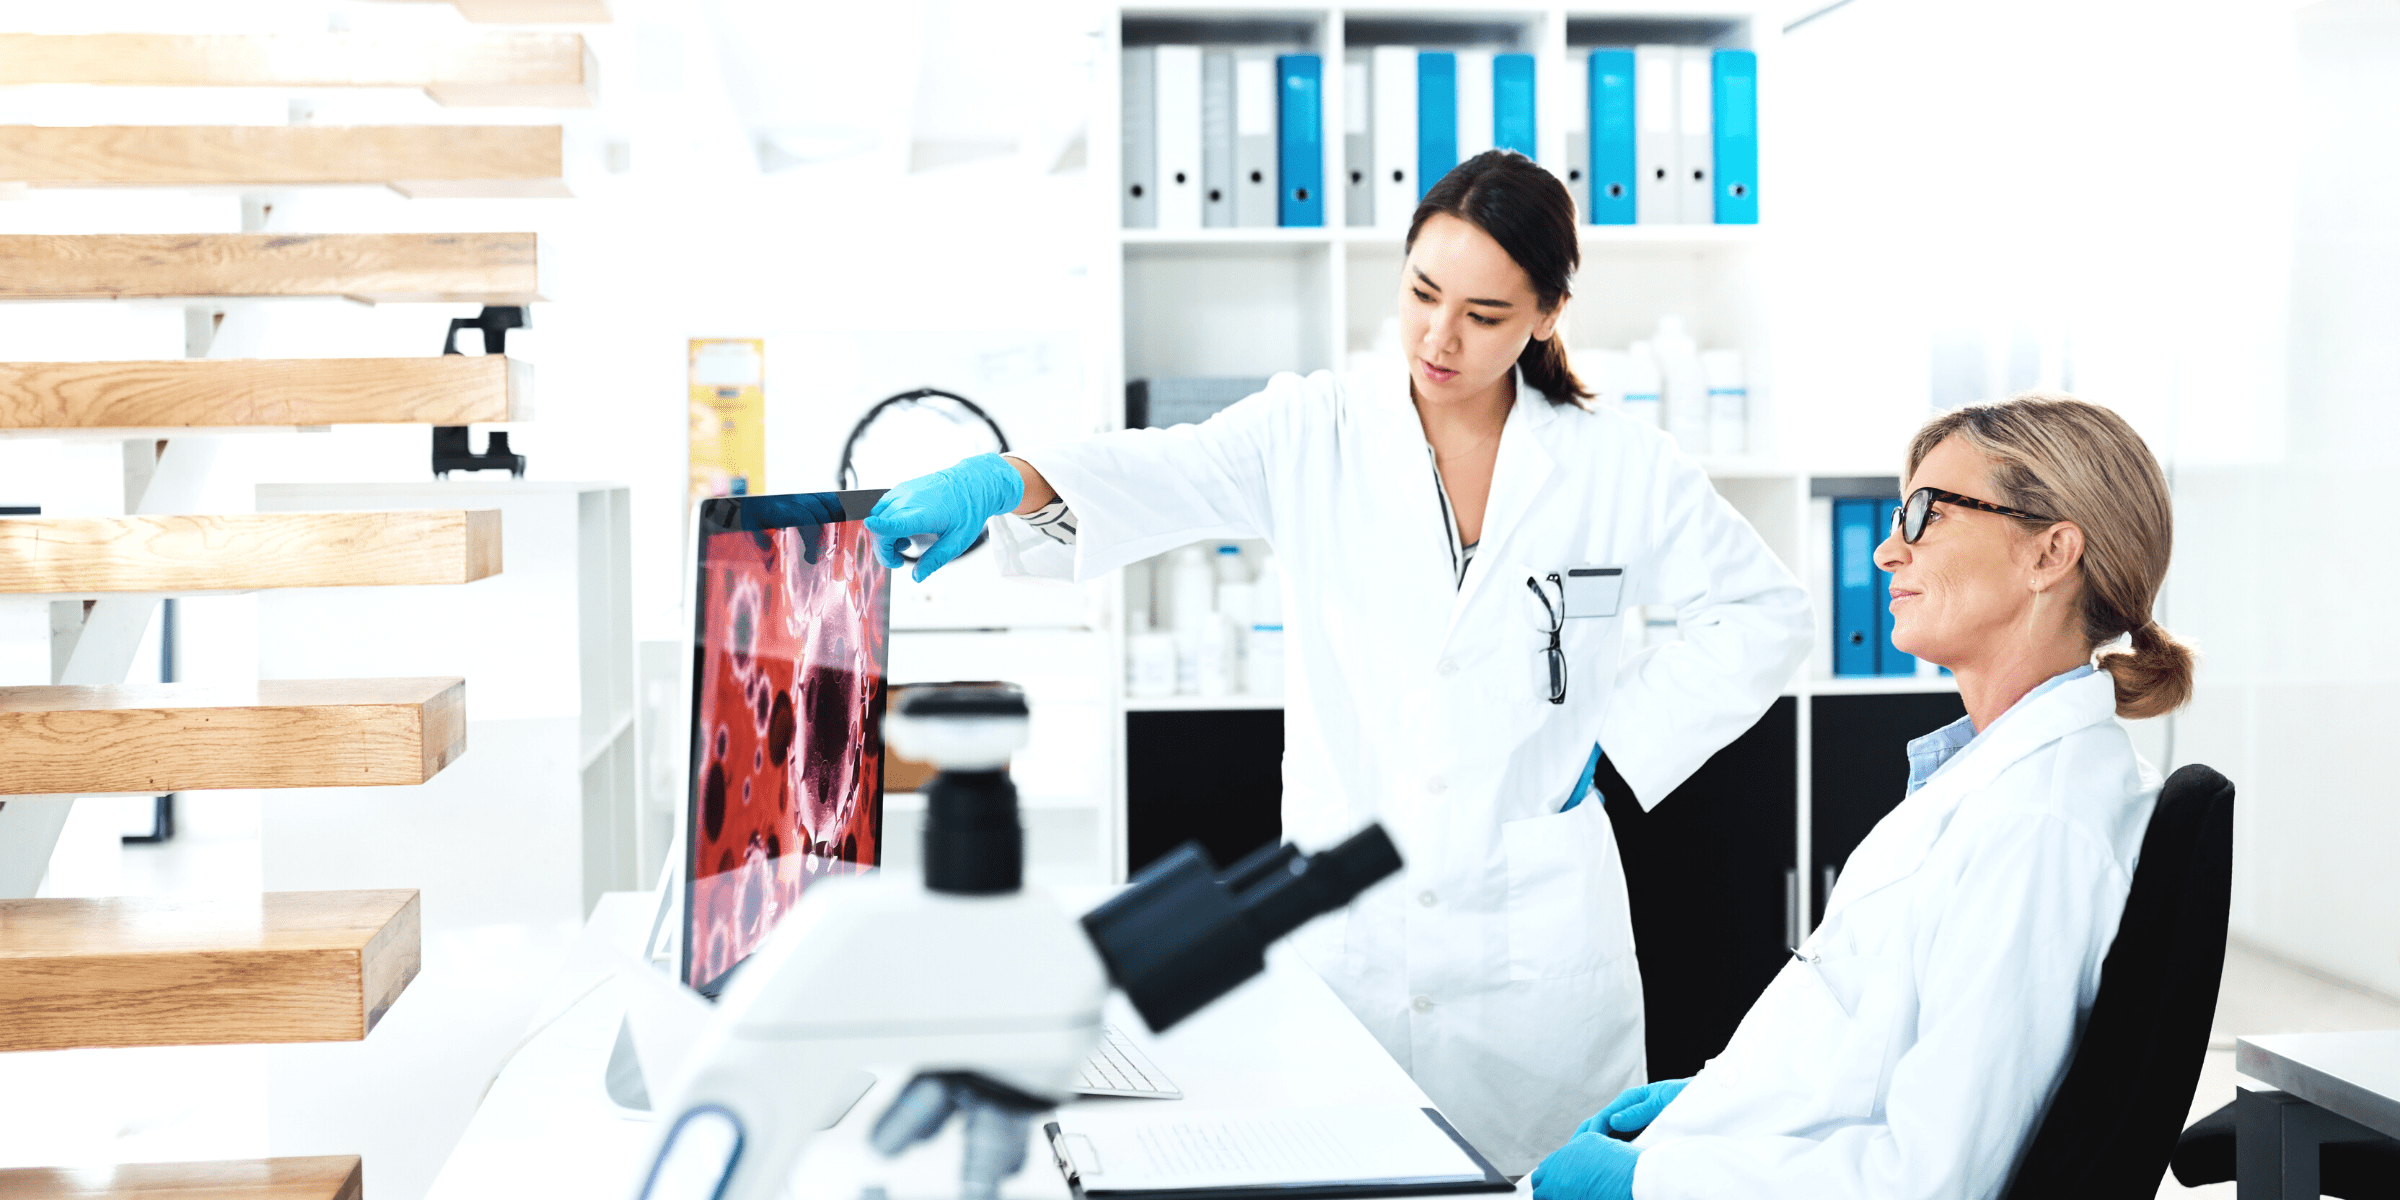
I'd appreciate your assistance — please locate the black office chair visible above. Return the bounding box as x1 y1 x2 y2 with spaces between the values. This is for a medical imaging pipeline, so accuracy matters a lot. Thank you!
1998 763 2235 1200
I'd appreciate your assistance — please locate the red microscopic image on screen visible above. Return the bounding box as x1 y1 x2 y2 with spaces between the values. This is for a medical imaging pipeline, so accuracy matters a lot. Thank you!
688 511 887 988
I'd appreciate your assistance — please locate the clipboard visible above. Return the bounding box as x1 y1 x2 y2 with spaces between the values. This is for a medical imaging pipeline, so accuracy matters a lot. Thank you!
1044 1107 1516 1200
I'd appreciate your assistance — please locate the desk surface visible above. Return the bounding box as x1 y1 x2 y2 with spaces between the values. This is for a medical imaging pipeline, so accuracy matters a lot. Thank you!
2237 1031 2400 1140
428 889 1524 1200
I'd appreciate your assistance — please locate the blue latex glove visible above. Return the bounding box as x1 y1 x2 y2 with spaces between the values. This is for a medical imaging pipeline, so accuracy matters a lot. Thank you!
1576 1077 1690 1138
862 453 1026 582
1528 1133 1640 1200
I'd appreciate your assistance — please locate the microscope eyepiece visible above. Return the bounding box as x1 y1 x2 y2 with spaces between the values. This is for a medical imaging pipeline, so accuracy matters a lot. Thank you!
1079 825 1403 1033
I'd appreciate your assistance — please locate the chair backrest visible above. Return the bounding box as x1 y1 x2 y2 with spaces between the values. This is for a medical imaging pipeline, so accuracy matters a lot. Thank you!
2001 763 2236 1200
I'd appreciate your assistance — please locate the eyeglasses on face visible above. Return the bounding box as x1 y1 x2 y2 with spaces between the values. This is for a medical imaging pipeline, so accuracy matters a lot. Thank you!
1891 487 2057 544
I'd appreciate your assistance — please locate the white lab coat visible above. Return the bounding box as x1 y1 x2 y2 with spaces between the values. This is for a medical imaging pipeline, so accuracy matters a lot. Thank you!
998 367 1810 1173
1632 670 2160 1199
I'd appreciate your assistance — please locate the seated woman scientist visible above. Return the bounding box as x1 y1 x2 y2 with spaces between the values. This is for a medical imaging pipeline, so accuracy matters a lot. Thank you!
1528 392 2195 1200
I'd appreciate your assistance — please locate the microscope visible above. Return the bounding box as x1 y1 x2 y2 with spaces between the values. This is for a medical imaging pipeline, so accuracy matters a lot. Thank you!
633 683 1403 1200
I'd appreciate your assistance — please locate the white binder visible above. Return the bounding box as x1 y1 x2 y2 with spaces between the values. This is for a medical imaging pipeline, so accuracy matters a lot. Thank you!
1633 44 1679 225
1121 46 1156 229
1236 49 1281 228
1342 48 1373 227
1560 49 1589 218
1677 46 1715 224
1455 49 1493 162
1155 44 1203 231
1202 49 1236 228
1371 44 1417 229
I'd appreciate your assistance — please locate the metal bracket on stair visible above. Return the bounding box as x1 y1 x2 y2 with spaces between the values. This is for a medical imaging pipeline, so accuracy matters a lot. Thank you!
433 305 529 479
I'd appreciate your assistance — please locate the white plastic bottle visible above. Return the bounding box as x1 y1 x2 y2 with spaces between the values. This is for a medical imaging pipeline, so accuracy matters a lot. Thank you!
1197 615 1237 697
1167 545 1215 634
1622 342 1664 429
1580 346 1632 412
1701 348 1747 456
1213 543 1250 584
1128 633 1177 698
1654 315 1708 453
1245 558 1286 697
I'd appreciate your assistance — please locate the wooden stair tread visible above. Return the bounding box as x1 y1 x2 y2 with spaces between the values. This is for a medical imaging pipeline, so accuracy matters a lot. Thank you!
379 0 613 24
0 126 564 197
0 891 420 1051
0 32 594 106
0 1155 362 1200
0 232 538 303
0 356 528 429
0 510 502 594
0 677 466 793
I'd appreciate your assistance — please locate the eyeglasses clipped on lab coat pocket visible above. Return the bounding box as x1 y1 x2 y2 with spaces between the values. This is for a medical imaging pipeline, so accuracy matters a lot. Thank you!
1500 803 1630 982
1800 952 1911 1121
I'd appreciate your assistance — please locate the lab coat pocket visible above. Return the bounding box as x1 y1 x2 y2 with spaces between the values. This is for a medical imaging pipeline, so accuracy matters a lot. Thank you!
1501 804 1628 982
1804 953 1909 1121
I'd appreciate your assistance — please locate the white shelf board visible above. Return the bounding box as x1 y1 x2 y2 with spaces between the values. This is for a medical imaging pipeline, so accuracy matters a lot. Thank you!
578 708 634 769
1805 674 1959 696
1123 694 1287 711
1121 227 1334 247
1342 224 1760 249
883 790 1104 812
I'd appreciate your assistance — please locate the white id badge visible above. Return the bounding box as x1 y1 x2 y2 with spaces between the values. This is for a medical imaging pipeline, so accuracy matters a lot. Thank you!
1560 565 1627 618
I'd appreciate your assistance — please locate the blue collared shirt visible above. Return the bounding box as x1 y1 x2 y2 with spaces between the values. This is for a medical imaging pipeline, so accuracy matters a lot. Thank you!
1904 665 2096 796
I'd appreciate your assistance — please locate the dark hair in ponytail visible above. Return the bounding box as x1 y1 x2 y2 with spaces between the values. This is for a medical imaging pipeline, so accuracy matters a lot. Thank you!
1406 150 1592 405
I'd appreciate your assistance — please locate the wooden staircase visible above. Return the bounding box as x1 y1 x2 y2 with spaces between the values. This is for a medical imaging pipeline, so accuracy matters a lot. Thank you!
0 355 529 430
0 7 604 1192
0 233 540 304
0 125 566 198
0 891 419 1052
0 1156 363 1200
0 33 595 107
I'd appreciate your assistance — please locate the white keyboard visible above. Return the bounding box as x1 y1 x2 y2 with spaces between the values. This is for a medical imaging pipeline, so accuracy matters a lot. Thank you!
1073 1023 1183 1099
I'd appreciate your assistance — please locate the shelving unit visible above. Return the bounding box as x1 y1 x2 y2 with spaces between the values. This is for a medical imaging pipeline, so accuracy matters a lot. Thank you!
1097 2 1786 882
255 482 638 914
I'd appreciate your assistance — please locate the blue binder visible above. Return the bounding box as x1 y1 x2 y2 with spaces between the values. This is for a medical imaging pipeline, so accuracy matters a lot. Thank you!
1493 53 1536 157
1417 51 1457 198
1833 499 1878 676
1711 49 1759 224
1588 50 1636 224
1277 54 1324 227
1873 498 1917 675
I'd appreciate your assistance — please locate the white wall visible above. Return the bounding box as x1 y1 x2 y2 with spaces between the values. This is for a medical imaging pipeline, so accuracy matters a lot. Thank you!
2170 0 2400 997
1773 0 2400 996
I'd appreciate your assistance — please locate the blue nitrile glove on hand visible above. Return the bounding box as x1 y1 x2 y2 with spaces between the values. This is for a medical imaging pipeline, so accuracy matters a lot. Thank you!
1528 1133 1641 1200
862 453 1026 582
1578 1077 1689 1138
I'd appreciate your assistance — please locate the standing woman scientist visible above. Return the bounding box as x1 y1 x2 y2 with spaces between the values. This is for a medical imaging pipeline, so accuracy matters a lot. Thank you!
867 151 1812 1172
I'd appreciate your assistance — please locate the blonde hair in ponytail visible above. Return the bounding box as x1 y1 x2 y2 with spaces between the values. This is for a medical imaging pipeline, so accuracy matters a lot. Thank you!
1904 392 2195 719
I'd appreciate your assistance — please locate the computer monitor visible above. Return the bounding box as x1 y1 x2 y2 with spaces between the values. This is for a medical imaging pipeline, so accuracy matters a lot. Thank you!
683 490 890 992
